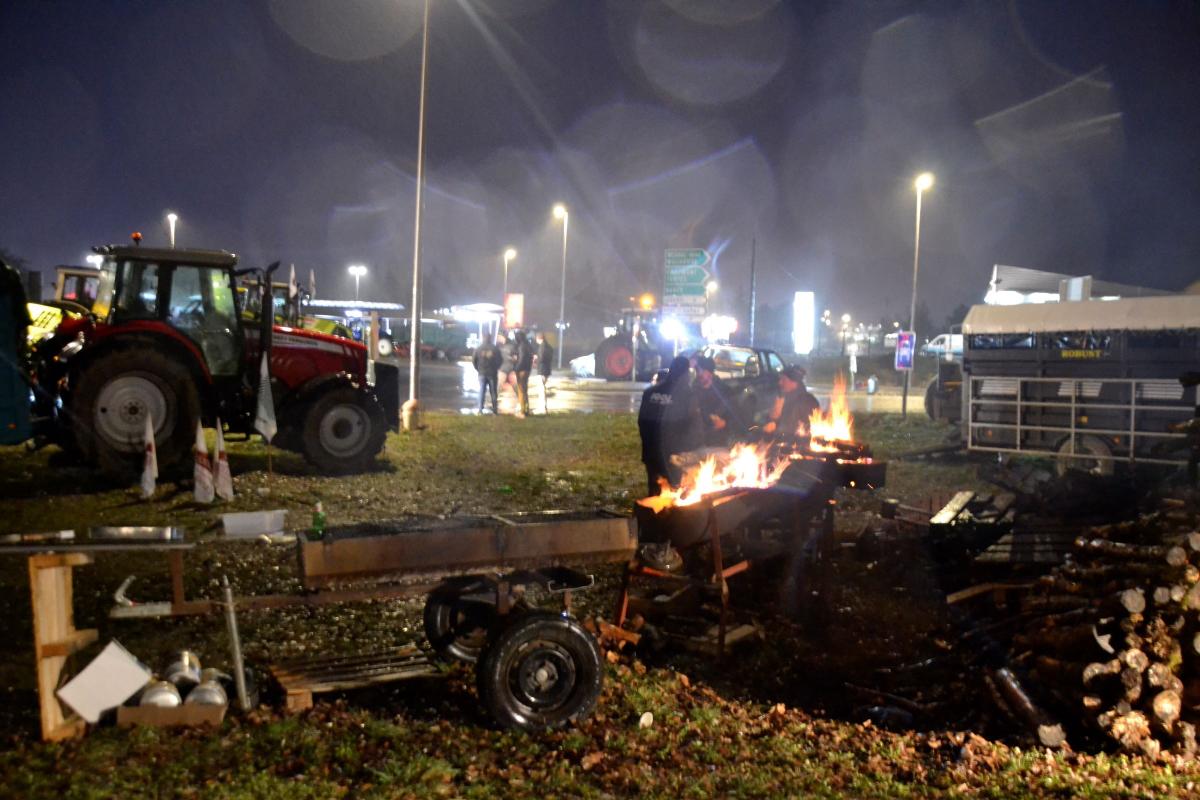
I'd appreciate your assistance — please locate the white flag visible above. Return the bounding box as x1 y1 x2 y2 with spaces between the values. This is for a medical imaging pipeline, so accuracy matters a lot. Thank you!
288 263 298 303
214 418 234 501
193 421 214 503
254 352 277 444
141 412 157 499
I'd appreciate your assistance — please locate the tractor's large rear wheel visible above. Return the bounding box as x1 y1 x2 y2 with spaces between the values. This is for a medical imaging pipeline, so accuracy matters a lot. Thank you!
300 387 386 474
73 349 200 478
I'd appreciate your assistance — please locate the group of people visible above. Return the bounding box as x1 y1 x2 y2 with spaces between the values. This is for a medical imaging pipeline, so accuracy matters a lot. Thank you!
472 329 554 417
638 354 820 496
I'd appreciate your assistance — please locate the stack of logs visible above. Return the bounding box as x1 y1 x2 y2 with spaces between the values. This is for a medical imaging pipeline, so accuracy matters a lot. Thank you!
1002 506 1200 759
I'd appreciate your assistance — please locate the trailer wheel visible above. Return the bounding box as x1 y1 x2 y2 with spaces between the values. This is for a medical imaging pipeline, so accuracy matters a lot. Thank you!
72 349 200 477
476 610 602 730
423 588 496 664
923 379 939 420
301 387 387 474
1055 435 1115 478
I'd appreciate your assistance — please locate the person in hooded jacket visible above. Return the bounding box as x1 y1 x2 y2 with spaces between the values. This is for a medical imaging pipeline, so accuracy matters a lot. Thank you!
637 355 700 496
692 354 740 447
472 335 503 413
510 330 534 417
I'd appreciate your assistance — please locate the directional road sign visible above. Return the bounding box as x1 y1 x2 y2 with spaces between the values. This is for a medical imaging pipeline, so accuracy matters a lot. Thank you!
663 248 711 322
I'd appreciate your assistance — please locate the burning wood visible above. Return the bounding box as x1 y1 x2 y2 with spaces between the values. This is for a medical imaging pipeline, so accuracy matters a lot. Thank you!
638 376 880 515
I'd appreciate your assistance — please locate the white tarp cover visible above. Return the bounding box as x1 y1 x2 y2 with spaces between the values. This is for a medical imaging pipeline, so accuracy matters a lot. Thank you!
963 295 1200 334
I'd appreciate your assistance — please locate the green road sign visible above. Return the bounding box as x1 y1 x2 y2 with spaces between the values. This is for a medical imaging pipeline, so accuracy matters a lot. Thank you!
663 249 711 320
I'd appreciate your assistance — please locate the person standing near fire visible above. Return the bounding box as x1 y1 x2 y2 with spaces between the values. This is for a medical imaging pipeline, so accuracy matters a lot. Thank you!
762 366 820 441
638 355 700 496
472 334 503 414
534 330 554 414
510 330 534 417
692 355 738 447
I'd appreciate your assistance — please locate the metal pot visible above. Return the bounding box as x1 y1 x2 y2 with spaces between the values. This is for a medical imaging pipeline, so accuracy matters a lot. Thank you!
140 680 182 708
164 651 202 690
185 680 228 707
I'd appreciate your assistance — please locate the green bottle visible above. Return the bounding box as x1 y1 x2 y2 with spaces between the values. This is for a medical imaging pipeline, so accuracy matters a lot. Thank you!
311 501 326 540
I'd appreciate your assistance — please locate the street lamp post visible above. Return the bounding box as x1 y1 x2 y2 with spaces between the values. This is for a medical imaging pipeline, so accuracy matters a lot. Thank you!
404 0 432 432
552 203 569 370
348 264 367 302
840 313 851 356
166 213 178 249
501 247 516 329
902 171 934 419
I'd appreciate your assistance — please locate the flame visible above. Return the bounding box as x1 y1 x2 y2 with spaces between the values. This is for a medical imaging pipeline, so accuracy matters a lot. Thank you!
638 374 863 512
807 373 853 452
637 442 793 513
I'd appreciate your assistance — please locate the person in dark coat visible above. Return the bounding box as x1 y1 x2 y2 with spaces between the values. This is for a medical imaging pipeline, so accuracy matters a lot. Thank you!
472 335 503 414
638 355 700 496
534 331 554 413
762 366 821 442
510 330 534 417
692 354 739 447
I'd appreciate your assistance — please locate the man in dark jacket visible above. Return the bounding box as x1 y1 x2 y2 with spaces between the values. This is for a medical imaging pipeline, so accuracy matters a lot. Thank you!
534 331 554 414
692 355 739 447
762 366 821 442
638 355 699 496
472 335 503 414
510 330 534 417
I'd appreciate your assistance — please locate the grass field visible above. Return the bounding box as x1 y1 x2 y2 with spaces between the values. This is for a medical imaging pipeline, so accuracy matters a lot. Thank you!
0 413 1193 798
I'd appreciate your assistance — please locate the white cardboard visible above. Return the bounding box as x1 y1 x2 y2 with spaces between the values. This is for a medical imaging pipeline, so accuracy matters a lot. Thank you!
56 640 152 724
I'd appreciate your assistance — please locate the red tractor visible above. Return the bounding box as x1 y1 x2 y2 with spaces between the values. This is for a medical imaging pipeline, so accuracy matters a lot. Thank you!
30 244 398 477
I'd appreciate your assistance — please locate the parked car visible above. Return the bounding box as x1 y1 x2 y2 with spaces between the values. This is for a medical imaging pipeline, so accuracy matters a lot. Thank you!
919 333 963 359
698 345 789 427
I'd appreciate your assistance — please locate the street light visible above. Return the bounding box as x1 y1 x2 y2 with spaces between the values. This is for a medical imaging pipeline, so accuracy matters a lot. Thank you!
841 313 851 355
552 203 569 370
501 247 516 329
902 171 935 419
166 212 178 249
348 264 367 301
404 0 432 432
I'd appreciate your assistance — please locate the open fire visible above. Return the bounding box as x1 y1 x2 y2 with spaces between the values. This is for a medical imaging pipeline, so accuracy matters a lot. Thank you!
639 374 875 513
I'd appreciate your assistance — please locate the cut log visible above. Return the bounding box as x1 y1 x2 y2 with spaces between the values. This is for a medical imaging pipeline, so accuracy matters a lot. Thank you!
1022 595 1090 615
1174 722 1197 757
1073 538 1187 567
1014 625 1108 657
1151 690 1182 726
1083 659 1122 686
1107 711 1151 752
991 668 1067 748
1120 667 1144 703
1118 648 1150 673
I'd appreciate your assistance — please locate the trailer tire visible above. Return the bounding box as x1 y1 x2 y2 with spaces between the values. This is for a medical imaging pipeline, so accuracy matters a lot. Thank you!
476 610 602 730
924 379 939 420
300 387 387 474
424 588 497 664
73 349 200 478
1055 435 1115 478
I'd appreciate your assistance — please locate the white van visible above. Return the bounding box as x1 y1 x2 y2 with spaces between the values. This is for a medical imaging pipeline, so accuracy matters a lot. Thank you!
920 333 963 358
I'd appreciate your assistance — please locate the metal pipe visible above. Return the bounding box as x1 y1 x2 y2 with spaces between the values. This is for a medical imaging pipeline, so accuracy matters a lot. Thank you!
222 576 250 711
405 0 432 431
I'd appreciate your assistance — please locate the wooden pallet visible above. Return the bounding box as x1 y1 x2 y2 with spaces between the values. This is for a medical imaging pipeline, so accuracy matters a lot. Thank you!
269 646 438 712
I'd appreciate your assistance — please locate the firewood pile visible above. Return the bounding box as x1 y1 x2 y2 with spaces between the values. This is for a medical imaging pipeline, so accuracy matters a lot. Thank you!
1001 500 1200 759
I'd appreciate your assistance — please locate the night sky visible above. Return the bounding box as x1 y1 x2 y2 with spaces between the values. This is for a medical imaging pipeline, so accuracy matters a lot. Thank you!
2 0 1198 340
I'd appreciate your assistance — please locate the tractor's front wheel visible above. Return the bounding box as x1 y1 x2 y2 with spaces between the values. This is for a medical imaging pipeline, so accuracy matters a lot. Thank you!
72 349 200 478
300 387 386 474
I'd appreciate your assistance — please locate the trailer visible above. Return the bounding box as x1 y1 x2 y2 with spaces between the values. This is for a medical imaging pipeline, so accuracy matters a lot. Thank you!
9 511 636 736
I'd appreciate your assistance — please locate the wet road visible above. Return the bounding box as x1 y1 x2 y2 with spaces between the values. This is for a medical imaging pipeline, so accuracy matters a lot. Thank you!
396 361 907 416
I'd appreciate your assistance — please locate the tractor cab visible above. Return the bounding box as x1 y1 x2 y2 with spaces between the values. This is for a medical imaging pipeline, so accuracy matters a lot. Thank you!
92 245 244 380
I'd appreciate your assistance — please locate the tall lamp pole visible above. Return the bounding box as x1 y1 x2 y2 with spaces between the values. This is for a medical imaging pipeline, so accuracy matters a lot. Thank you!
348 264 367 301
501 247 516 329
552 203 569 370
166 213 178 249
404 0 431 432
902 171 934 419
